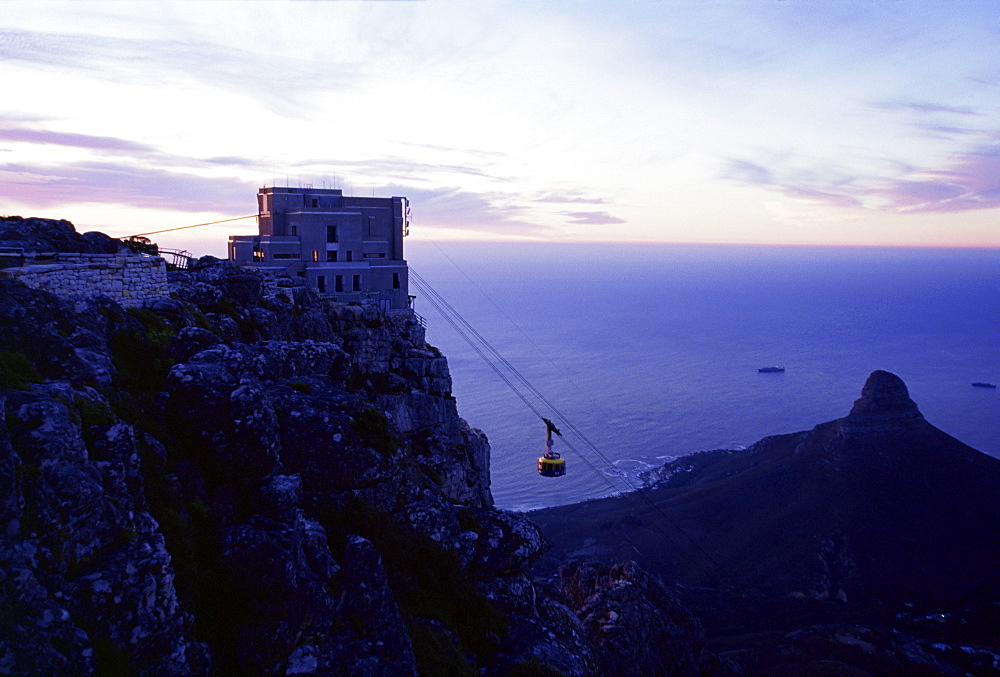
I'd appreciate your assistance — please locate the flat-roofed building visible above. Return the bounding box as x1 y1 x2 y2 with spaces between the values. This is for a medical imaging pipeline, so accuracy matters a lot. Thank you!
229 186 410 309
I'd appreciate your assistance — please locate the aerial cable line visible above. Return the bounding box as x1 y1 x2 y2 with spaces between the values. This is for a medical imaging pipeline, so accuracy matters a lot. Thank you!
126 215 257 238
412 267 654 495
411 268 636 491
410 265 744 593
428 241 620 414
412 274 543 419
423 240 655 483
410 271 627 498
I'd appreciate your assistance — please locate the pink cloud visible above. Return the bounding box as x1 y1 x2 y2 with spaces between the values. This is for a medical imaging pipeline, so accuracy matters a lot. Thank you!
1 162 254 212
560 211 626 225
724 142 1000 215
722 158 863 209
872 144 1000 213
0 128 156 154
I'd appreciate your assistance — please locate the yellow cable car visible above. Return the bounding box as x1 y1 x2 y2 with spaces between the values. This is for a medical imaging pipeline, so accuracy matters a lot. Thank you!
537 418 566 477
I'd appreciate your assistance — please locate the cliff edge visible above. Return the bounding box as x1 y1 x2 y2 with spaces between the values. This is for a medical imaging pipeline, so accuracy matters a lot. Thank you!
1 219 596 675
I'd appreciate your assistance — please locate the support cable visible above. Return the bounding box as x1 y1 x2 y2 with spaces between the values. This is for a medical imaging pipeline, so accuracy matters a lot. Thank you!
410 265 745 593
410 272 626 498
126 215 257 238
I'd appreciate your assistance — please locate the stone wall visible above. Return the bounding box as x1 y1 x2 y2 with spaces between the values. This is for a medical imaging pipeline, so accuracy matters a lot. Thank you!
0 253 169 307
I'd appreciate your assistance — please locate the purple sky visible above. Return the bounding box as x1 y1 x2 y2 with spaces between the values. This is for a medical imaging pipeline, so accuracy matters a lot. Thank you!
2 1 998 254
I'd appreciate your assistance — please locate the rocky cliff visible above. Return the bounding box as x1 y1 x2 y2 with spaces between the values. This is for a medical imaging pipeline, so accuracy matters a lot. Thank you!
1 218 610 676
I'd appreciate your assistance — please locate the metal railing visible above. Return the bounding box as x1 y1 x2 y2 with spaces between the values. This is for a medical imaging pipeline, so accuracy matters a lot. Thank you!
156 248 196 270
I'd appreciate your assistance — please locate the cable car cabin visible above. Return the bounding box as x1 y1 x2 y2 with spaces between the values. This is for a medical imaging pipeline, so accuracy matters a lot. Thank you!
538 452 566 477
538 417 566 477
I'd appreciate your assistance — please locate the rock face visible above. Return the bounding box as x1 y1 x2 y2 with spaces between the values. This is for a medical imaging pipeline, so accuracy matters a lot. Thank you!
840 369 925 436
1 219 620 675
0 216 121 254
558 560 737 677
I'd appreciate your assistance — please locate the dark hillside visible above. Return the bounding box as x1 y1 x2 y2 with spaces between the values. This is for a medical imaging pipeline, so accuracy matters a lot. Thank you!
532 371 1000 674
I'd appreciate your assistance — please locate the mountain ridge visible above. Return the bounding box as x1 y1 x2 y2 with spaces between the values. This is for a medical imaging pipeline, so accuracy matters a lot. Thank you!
530 370 1000 673
533 370 1000 604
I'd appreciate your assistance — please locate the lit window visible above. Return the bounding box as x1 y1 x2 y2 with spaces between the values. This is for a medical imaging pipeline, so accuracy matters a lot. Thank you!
312 250 319 262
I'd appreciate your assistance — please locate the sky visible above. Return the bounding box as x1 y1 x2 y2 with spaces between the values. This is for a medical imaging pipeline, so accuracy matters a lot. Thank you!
1 0 998 256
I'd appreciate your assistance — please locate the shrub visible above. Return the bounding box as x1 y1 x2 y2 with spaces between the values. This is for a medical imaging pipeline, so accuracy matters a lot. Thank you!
507 657 566 677
0 351 43 390
75 394 115 428
126 307 175 349
109 312 175 393
350 406 398 456
288 380 312 395
408 622 476 677
322 496 508 668
119 235 158 256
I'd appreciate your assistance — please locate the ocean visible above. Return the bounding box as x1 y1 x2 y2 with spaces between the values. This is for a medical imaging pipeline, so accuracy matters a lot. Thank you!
405 242 1000 511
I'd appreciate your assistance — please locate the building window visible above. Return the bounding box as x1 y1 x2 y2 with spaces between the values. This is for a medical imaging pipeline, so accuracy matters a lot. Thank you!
312 250 319 262
312 199 318 208
326 251 337 262
363 253 385 259
353 275 361 292
317 275 326 292
291 225 297 236
393 273 400 289
335 275 344 292
346 250 353 262
273 253 300 260
327 225 337 243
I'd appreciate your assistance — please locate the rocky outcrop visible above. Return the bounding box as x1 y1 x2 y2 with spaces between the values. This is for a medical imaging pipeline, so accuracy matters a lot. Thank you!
1 388 210 675
839 369 926 436
0 216 121 254
559 560 737 676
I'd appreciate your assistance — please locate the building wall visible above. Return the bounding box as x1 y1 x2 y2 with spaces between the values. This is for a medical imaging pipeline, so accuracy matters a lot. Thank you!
231 187 410 309
1 254 169 307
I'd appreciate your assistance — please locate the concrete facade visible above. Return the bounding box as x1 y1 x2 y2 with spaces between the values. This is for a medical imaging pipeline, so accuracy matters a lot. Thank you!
229 187 410 310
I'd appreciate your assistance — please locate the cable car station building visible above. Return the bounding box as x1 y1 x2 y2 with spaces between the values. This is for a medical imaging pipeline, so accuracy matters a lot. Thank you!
229 186 410 310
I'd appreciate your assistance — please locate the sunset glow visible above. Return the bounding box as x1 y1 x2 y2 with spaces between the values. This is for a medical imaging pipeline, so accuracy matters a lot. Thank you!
2 1 998 255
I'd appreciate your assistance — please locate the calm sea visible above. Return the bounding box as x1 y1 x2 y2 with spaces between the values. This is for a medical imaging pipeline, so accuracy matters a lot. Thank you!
406 242 1000 511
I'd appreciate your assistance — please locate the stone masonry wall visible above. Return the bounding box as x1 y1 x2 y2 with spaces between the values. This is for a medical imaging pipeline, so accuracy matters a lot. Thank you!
0 253 169 307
